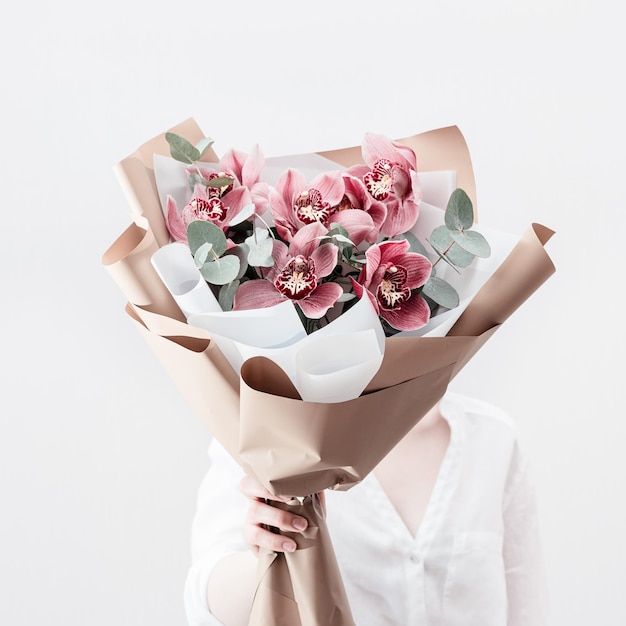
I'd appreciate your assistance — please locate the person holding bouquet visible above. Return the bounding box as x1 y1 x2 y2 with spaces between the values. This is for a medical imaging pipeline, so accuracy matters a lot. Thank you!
183 392 549 626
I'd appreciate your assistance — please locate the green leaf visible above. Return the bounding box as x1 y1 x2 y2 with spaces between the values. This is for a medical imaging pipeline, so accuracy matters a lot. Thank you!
445 188 474 231
225 245 249 279
188 172 211 188
445 242 476 267
165 132 200 164
422 276 460 309
200 255 241 285
427 227 460 272
206 176 234 188
428 225 475 268
187 221 227 257
195 137 215 159
229 203 256 226
450 229 491 258
218 280 239 311
193 241 213 267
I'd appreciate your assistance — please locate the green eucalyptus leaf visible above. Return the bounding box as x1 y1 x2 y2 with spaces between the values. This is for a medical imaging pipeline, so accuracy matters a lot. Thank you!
165 132 200 164
195 137 215 159
332 234 354 245
206 176 234 189
422 276 460 309
188 173 211 188
450 229 491 257
428 225 475 268
429 225 454 251
229 203 256 227
445 243 475 267
218 280 240 311
187 221 227 257
200 255 240 285
225 246 249 279
427 228 461 273
193 241 213 267
445 188 474 232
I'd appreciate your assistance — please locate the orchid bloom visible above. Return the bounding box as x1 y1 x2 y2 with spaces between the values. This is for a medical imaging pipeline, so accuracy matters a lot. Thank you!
233 222 343 319
352 239 431 331
328 174 388 246
191 145 270 215
164 182 252 245
164 145 270 245
269 168 348 242
347 133 422 238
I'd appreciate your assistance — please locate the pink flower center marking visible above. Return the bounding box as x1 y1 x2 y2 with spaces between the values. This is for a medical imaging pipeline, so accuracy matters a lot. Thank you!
187 197 226 221
364 159 394 200
275 255 318 300
377 265 410 310
294 189 332 225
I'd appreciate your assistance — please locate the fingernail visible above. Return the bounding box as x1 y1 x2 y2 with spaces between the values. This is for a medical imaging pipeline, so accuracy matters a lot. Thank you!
282 541 296 552
293 518 307 531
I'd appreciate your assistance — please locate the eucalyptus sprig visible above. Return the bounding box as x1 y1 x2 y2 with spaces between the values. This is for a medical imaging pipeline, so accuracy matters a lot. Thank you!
402 188 491 311
165 132 234 191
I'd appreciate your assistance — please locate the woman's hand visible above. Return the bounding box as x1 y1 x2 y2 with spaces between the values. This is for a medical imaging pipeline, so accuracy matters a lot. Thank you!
239 475 325 554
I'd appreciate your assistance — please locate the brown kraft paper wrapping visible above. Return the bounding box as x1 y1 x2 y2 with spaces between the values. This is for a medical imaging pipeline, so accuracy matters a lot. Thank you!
102 118 556 626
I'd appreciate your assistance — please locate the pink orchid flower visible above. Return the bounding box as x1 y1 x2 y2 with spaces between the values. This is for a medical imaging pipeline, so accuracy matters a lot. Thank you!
165 182 252 245
352 239 431 332
233 222 343 319
347 133 422 238
190 144 270 215
329 174 388 246
269 168 348 242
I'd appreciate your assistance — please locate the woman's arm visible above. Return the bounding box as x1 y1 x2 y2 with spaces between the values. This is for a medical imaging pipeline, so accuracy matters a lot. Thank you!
184 439 310 626
206 476 310 625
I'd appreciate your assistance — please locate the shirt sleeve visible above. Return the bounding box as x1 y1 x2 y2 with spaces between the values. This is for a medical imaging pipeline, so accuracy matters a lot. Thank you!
183 438 248 626
502 443 550 626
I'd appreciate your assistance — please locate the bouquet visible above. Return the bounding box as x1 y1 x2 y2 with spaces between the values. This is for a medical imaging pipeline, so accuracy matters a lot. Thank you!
102 118 556 625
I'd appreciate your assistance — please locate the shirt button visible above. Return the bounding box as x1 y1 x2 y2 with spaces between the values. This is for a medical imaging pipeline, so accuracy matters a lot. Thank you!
409 551 421 564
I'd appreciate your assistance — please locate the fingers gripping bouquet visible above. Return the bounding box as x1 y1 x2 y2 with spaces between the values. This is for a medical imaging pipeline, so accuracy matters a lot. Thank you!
103 118 555 626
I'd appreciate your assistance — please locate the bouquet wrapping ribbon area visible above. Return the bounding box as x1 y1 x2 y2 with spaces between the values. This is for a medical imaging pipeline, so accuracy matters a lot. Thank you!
103 118 555 625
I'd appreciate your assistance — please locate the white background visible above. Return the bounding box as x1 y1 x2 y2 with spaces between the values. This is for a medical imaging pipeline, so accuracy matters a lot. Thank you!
1 1 624 624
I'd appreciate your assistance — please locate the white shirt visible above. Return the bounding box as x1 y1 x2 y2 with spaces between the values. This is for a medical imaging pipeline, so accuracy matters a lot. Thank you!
184 392 549 626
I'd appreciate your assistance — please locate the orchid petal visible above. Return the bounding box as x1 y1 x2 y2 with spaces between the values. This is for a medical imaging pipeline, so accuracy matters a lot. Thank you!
219 148 246 183
222 186 251 217
311 171 345 206
400 253 432 288
297 282 343 319
310 243 339 278
381 199 420 237
241 144 265 187
362 133 417 171
232 279 286 311
392 165 411 201
381 293 431 331
349 277 379 314
165 195 187 242
331 210 375 247
289 222 328 257
345 164 369 179
251 182 270 214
